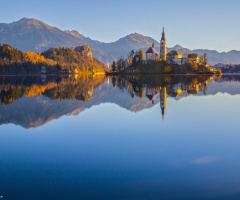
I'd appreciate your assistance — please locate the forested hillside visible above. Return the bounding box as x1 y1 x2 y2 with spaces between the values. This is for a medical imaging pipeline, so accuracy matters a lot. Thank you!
42 46 107 73
0 44 107 74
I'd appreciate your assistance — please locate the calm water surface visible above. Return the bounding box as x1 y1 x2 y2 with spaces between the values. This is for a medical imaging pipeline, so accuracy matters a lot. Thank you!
0 74 240 200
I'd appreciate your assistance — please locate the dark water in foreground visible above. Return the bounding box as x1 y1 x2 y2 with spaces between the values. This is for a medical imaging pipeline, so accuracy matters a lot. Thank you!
0 74 240 200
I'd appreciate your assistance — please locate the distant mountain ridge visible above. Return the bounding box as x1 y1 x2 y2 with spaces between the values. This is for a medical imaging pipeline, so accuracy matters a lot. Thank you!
0 17 240 65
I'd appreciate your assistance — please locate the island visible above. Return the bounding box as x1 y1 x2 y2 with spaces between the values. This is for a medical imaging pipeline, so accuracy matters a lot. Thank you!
108 28 221 75
0 28 222 76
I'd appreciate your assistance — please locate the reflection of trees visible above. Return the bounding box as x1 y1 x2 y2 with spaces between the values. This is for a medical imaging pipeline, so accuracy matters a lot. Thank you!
112 75 215 100
111 75 219 119
218 75 240 82
111 76 116 87
0 75 105 105
0 76 57 105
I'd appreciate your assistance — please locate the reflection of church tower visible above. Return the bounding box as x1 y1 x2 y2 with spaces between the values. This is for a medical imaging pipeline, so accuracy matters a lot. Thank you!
160 27 167 61
160 86 167 119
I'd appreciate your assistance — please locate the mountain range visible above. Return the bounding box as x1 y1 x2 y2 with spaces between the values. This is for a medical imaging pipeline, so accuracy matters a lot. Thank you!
0 17 240 65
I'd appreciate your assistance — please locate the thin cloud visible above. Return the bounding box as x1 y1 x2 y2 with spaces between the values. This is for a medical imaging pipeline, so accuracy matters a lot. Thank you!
191 156 218 164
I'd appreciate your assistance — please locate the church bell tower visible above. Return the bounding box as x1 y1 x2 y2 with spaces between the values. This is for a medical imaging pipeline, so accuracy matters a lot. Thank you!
160 27 167 61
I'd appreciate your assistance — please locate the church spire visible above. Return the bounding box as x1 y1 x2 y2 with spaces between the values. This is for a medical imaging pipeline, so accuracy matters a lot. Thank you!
161 107 165 120
160 86 167 120
160 27 167 61
161 27 166 41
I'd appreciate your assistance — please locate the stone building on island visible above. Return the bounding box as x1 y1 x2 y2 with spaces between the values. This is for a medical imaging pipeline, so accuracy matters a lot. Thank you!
166 50 182 65
144 27 202 66
187 53 199 64
145 43 159 62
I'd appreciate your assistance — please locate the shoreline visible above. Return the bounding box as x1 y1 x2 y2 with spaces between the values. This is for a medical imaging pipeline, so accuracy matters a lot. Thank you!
106 72 217 76
0 72 106 77
1 72 238 77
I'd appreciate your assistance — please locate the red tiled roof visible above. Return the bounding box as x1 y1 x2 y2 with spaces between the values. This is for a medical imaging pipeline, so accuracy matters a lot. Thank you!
146 94 153 100
146 47 159 54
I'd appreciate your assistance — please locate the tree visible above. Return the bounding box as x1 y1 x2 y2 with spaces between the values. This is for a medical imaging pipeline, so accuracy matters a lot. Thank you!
128 56 133 66
139 48 145 61
193 63 198 71
112 76 116 87
127 50 134 66
111 61 116 72
164 66 172 73
130 50 134 58
56 63 61 71
199 55 204 64
117 58 123 71
203 53 208 64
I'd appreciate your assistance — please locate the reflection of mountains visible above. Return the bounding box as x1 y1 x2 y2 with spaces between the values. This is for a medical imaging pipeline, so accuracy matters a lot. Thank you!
0 75 106 128
0 75 240 128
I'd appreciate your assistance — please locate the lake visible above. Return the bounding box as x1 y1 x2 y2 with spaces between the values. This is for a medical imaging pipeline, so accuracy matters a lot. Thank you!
0 74 240 200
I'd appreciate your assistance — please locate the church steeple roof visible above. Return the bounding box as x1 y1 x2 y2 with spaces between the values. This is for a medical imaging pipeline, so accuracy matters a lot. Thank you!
161 27 166 41
161 107 165 120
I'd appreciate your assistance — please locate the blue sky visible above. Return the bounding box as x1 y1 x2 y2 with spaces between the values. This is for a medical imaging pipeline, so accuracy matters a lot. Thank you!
1 0 240 52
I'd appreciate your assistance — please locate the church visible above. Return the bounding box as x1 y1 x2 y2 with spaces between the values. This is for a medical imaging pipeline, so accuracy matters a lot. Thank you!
145 27 199 65
145 27 167 62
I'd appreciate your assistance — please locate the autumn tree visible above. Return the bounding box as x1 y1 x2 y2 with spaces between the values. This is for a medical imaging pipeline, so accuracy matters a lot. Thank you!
139 48 145 61
126 50 134 66
199 55 204 64
164 66 172 73
0 44 107 74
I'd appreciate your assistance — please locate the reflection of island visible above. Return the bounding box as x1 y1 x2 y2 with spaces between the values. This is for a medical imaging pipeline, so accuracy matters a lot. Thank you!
112 75 217 118
0 74 240 129
0 74 105 105
144 86 166 118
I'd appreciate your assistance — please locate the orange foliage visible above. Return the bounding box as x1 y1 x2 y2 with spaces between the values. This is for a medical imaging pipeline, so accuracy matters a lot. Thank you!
24 52 56 65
